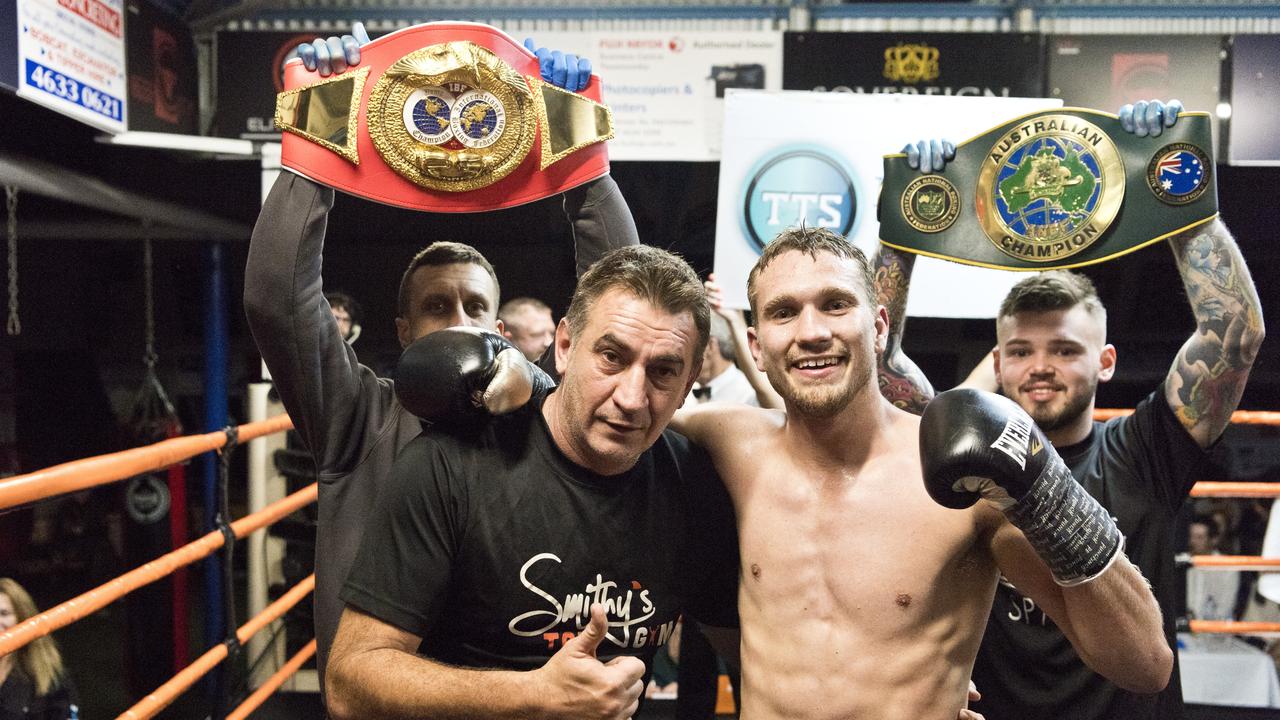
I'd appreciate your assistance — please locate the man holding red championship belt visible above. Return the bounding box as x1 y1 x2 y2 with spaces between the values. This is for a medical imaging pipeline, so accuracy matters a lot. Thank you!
244 23 640 694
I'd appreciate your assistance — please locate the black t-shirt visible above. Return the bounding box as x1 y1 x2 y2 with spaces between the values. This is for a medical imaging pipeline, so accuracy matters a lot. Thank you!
341 392 739 672
0 668 78 720
971 391 1207 720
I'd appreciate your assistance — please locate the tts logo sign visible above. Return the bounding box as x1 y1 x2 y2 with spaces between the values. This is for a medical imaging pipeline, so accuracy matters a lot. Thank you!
741 148 857 253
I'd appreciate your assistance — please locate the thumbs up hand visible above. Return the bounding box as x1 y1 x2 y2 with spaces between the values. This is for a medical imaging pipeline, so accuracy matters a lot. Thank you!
532 604 645 719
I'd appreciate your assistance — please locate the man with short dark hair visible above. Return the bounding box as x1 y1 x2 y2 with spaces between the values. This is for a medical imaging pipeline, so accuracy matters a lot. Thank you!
324 292 362 343
879 101 1265 719
325 245 734 719
498 296 556 361
243 30 637 689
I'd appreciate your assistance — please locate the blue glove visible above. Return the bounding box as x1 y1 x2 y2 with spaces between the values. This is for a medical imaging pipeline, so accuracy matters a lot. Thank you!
296 22 371 77
1119 98 1183 138
523 38 593 92
903 138 956 173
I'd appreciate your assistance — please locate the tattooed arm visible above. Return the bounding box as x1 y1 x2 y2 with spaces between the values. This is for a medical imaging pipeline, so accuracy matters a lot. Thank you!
874 243 936 414
1165 217 1266 448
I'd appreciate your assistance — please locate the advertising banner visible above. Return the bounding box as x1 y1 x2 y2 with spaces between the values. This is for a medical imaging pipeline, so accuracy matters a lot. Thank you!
783 32 1044 99
16 0 128 132
1047 35 1222 152
713 91 1060 318
125 0 196 133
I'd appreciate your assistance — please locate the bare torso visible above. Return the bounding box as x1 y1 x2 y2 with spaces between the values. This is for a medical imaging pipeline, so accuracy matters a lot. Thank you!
701 405 1001 720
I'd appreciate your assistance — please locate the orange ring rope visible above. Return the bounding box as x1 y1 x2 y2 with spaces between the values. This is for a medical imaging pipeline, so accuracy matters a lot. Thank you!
1190 620 1280 636
225 639 318 720
1094 408 1280 425
1190 482 1280 498
118 575 316 720
0 483 317 657
1189 555 1280 570
0 414 293 511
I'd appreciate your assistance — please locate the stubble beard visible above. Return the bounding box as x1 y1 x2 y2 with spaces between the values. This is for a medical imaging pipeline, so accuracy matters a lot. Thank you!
1020 377 1098 433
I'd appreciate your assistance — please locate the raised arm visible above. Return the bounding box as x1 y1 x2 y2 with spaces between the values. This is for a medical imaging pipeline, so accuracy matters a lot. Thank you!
873 243 935 413
245 173 390 471
1164 217 1265 447
564 173 639 278
922 389 1171 693
704 274 782 409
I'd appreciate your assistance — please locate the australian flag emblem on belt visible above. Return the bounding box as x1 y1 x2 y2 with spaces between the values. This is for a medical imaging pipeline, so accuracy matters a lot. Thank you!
1146 142 1211 205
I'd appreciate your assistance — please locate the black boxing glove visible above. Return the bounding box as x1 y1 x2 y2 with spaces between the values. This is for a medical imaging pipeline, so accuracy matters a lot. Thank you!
395 327 554 424
919 388 1122 586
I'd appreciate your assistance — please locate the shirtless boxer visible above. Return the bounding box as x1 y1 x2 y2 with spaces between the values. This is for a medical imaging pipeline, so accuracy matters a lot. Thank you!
666 227 1172 720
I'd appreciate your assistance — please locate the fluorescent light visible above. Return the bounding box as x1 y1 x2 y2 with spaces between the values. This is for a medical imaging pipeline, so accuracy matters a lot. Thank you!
96 131 257 156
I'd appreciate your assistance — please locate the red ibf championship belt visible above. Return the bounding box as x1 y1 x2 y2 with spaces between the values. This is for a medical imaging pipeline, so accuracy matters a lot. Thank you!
275 22 613 212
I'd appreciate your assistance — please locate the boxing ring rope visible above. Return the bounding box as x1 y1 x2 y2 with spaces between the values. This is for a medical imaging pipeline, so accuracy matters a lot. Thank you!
225 639 318 720
0 414 293 511
0 481 316 656
118 575 316 720
0 413 316 718
1095 408 1280 425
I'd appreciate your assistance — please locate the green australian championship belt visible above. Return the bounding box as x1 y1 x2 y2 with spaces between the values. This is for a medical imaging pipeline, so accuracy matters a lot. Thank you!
878 108 1218 270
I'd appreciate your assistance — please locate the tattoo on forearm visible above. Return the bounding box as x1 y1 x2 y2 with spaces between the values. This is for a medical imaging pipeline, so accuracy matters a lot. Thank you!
874 246 935 413
875 246 914 340
1168 221 1265 440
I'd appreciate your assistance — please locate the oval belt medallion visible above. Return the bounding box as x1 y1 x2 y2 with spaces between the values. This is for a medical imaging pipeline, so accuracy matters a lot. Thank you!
976 114 1124 263
366 41 536 192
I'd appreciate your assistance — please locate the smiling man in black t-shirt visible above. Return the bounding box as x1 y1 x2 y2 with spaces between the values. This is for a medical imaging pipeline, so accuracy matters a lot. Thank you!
324 245 738 720
881 101 1265 720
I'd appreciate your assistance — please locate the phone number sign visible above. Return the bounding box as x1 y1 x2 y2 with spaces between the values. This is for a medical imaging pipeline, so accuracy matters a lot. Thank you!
16 0 127 132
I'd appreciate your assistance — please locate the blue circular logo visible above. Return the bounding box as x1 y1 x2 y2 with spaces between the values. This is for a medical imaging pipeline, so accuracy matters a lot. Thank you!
994 137 1103 242
741 147 857 253
413 95 452 135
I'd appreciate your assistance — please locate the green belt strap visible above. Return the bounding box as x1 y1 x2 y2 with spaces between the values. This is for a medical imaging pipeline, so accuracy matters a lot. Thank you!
878 108 1218 271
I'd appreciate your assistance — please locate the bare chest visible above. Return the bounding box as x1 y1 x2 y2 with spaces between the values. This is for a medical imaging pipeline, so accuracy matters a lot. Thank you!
733 453 994 623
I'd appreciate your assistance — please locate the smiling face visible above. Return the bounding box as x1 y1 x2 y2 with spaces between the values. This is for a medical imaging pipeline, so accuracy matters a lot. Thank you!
748 249 887 418
547 288 700 475
995 304 1115 440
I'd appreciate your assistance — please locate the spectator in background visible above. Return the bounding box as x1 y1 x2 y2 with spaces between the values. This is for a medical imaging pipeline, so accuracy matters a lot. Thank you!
1186 515 1242 620
687 313 759 408
498 297 556 361
0 578 78 720
325 292 363 345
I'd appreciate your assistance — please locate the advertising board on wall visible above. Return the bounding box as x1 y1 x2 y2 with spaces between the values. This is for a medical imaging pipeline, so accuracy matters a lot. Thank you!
16 0 127 132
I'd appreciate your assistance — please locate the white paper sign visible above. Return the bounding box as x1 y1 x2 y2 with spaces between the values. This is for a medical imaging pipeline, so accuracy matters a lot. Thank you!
524 30 782 161
16 0 127 133
713 91 1062 318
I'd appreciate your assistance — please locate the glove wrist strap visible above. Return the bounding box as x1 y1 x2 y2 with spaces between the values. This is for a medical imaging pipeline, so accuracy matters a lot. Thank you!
1005 455 1123 586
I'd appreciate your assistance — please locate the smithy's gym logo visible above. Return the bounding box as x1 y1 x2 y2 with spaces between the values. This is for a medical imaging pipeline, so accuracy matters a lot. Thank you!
883 43 940 84
977 115 1124 263
741 146 857 253
508 553 677 650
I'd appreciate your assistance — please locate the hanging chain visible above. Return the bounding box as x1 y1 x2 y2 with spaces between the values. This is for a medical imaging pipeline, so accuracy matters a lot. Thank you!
143 238 157 368
5 186 18 336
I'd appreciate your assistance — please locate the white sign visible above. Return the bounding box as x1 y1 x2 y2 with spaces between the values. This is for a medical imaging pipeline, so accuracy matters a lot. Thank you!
713 91 1062 318
16 0 127 133
525 30 782 161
